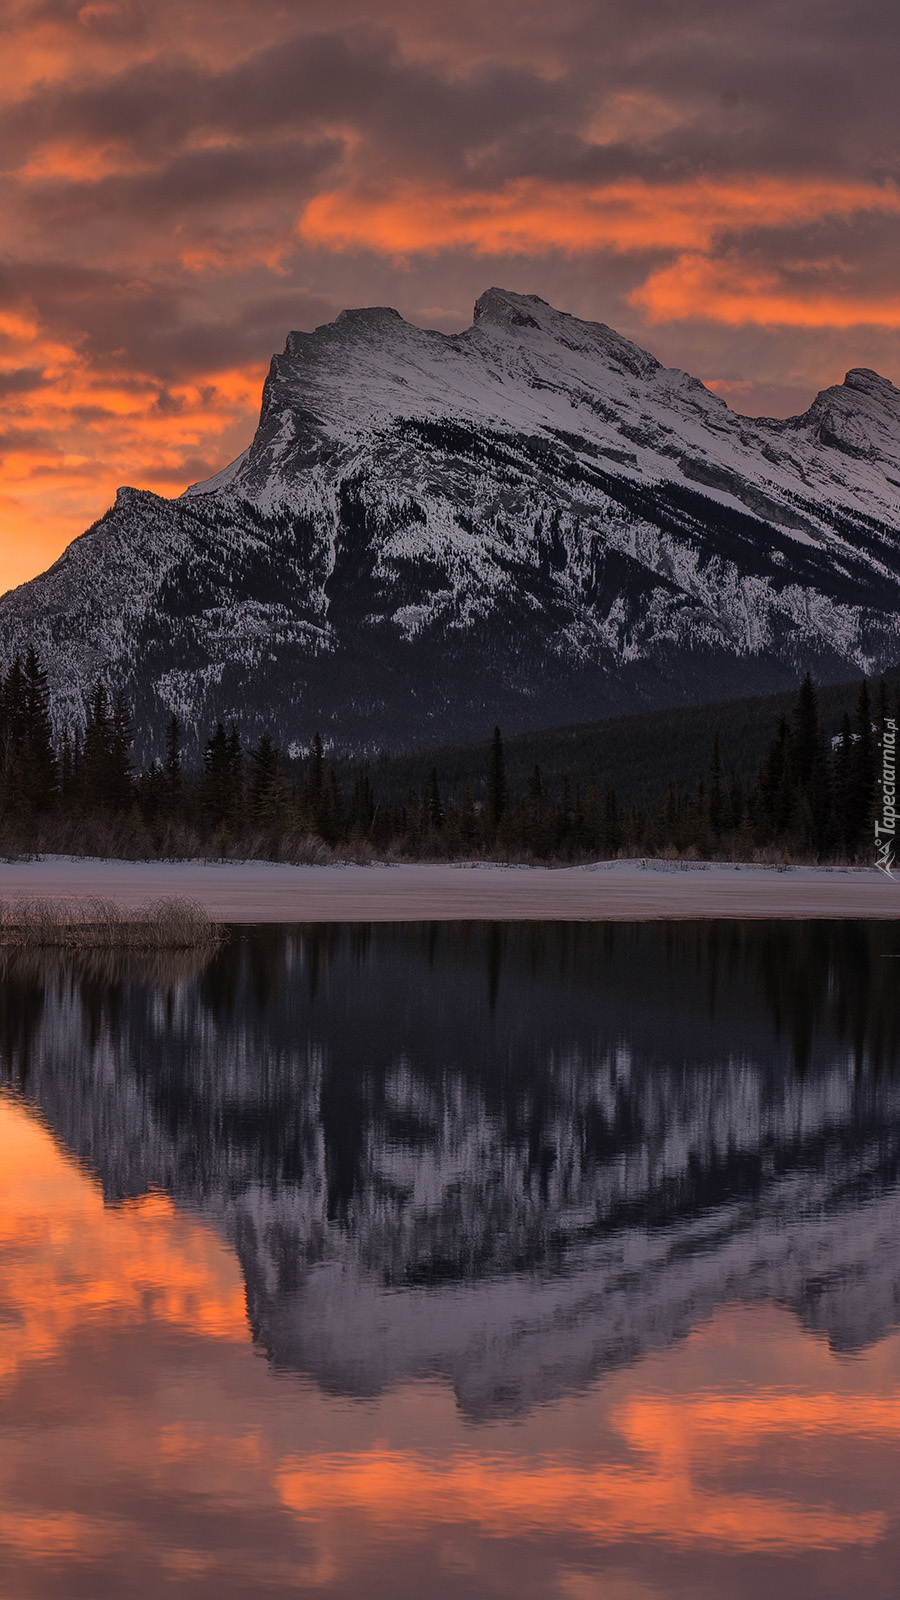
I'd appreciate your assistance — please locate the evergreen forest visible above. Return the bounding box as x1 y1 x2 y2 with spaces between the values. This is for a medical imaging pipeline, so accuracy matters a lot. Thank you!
0 647 894 866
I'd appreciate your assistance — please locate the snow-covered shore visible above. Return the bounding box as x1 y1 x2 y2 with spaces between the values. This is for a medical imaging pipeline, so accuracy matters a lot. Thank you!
0 856 897 921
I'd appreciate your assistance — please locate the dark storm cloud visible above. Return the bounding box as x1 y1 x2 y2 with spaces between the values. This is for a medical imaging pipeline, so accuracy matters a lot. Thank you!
14 136 344 231
566 0 900 176
0 369 45 396
3 29 568 180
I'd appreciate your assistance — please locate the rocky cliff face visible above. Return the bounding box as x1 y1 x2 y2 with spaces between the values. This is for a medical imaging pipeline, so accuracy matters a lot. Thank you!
2 288 900 753
5 922 900 1419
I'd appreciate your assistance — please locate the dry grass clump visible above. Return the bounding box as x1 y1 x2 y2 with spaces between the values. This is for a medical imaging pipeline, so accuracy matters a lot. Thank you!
0 896 224 949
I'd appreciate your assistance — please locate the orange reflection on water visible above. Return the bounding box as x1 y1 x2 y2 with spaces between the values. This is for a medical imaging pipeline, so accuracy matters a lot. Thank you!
0 1092 248 1387
621 1390 900 1451
275 1427 884 1554
3 1089 900 1595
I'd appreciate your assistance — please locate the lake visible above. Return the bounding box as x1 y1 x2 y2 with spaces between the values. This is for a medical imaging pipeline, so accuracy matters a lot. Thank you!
2 920 899 1598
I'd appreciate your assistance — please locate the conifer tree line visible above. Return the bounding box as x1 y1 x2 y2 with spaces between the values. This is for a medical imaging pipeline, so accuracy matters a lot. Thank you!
0 649 893 863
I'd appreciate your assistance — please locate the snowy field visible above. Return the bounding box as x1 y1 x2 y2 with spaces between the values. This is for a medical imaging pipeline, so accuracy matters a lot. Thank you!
0 857 898 921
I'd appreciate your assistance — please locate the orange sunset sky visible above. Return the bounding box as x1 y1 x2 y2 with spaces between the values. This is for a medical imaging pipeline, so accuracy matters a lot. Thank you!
1 0 899 595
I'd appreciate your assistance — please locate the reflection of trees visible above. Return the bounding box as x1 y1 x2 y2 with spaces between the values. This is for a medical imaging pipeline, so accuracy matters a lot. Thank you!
0 958 45 1091
746 921 900 1076
0 943 214 995
3 917 900 1086
2 920 900 1241
0 945 215 1086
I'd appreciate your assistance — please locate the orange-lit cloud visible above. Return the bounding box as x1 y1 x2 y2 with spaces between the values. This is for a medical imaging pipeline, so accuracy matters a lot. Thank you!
0 291 267 590
632 253 900 328
298 177 900 259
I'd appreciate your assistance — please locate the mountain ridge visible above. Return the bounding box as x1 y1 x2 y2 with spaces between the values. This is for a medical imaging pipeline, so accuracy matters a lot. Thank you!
2 287 900 757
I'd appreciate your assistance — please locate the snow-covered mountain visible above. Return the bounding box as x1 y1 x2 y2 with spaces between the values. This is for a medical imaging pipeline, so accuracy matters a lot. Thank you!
3 287 900 752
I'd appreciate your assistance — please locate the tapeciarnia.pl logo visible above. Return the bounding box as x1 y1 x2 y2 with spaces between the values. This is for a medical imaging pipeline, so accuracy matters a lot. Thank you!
876 717 897 878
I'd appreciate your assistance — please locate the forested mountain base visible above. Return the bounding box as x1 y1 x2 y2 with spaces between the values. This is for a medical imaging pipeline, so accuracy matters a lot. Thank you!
0 649 892 866
357 675 900 812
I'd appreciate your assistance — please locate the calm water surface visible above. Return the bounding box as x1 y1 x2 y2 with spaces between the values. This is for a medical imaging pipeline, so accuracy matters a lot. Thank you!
2 920 900 1598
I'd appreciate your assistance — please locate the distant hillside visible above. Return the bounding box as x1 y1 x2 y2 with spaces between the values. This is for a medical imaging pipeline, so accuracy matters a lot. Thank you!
350 673 899 809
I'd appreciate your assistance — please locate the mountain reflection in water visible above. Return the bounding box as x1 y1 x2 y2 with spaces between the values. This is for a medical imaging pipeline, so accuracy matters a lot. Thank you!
3 921 900 1408
3 920 900 1600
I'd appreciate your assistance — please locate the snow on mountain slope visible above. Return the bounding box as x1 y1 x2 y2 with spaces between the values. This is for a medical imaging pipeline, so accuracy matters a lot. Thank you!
2 287 900 753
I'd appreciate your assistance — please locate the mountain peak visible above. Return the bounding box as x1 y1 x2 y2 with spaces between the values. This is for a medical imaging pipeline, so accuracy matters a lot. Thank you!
839 366 890 390
334 305 406 331
842 366 899 401
472 287 551 328
469 286 661 385
785 363 900 463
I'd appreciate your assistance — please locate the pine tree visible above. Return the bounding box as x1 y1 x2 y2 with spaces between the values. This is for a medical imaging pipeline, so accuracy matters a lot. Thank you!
458 784 478 851
19 646 57 810
348 769 376 837
523 764 550 856
484 726 508 836
555 775 574 856
80 681 114 809
248 732 288 829
693 777 710 856
201 721 243 830
791 674 829 855
108 691 134 811
309 733 324 801
792 675 820 787
602 789 621 857
832 713 854 856
139 760 167 822
0 656 26 809
723 768 739 832
59 729 75 805
755 715 792 842
663 781 679 847
226 724 245 830
0 649 57 814
163 714 182 813
707 733 725 839
581 776 604 858
315 762 343 846
847 682 877 858
425 767 443 830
